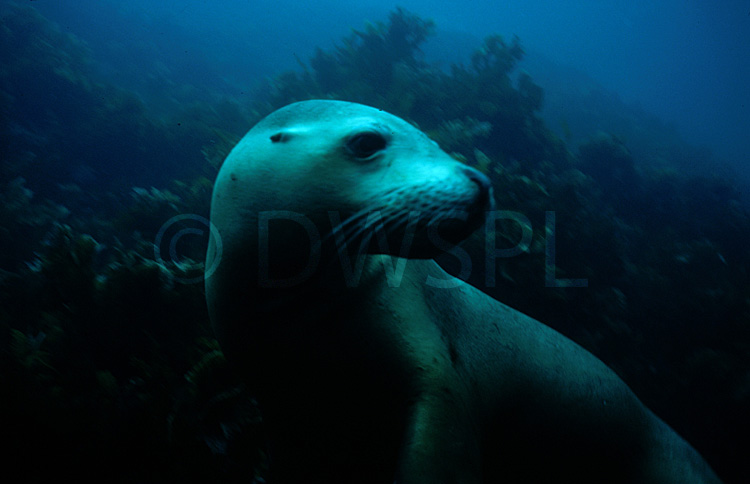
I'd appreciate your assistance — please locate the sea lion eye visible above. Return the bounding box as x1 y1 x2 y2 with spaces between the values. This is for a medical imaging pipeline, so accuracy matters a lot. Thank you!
346 131 387 160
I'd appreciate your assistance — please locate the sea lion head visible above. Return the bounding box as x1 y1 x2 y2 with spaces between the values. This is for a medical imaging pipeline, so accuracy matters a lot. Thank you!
209 100 493 273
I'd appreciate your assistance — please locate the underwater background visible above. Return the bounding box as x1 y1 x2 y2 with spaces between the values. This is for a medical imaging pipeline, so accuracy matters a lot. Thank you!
1 0 748 482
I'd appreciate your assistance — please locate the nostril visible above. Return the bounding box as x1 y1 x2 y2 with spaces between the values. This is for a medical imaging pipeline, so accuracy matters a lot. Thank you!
462 167 491 191
461 167 492 204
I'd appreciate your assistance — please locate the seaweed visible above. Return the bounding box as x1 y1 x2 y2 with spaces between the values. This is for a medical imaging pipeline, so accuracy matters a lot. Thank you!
0 222 262 481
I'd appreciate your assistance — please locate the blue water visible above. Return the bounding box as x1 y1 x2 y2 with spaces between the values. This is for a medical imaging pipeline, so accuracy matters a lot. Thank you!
30 0 750 182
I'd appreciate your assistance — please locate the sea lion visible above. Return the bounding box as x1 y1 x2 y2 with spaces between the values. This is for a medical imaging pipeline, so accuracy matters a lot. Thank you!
205 100 722 483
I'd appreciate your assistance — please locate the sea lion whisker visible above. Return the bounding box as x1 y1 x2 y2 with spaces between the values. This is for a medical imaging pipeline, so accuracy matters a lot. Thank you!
323 191 400 246
337 207 399 251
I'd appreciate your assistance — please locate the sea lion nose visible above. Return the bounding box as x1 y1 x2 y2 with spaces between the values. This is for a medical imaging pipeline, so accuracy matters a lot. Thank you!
461 167 494 208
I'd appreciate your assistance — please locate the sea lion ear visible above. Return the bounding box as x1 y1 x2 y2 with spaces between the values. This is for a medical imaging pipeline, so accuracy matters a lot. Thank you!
270 132 293 143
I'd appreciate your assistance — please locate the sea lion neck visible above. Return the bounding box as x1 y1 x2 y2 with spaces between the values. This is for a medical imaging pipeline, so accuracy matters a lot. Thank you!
252 253 393 316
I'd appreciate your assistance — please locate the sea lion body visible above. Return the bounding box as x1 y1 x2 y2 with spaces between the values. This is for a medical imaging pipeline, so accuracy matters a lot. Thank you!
205 100 722 483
